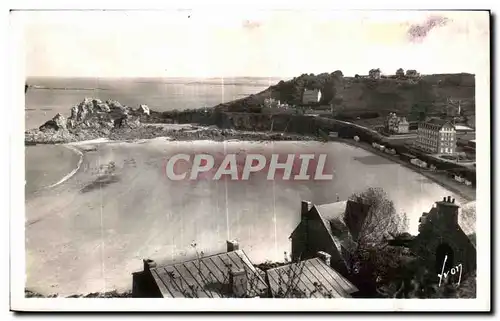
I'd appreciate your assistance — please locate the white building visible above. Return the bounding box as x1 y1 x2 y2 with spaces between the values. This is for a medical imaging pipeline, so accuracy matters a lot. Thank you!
302 89 322 105
415 119 456 155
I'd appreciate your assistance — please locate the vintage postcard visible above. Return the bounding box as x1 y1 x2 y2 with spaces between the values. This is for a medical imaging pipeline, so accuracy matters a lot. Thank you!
10 8 490 312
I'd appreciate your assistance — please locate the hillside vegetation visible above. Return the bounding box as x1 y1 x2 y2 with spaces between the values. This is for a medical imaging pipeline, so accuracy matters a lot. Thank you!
213 71 475 121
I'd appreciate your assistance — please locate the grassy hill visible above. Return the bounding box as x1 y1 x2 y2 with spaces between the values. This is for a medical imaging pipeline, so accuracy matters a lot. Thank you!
213 71 475 122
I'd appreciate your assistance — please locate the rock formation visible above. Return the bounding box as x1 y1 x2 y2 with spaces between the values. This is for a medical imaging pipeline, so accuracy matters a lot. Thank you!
39 113 67 131
137 104 150 116
27 98 144 144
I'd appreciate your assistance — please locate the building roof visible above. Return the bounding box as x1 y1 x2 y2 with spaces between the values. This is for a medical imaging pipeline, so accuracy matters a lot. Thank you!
314 201 351 253
457 132 476 142
316 201 348 222
149 249 268 298
424 118 455 128
455 125 474 131
266 257 358 298
315 200 368 256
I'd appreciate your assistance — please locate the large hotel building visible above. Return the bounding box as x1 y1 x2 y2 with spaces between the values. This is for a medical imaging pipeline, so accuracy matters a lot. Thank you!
415 119 456 154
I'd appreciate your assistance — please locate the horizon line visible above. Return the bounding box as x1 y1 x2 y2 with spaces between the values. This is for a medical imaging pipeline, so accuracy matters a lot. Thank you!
26 72 476 79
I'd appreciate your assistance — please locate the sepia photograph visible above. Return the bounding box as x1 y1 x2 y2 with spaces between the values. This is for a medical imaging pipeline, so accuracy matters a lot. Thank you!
9 6 491 312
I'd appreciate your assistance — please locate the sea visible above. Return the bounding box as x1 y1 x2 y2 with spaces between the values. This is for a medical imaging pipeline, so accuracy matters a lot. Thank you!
25 77 282 130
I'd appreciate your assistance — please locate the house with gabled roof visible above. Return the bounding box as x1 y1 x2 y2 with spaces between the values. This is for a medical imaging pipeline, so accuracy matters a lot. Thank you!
133 240 268 298
133 239 359 298
289 199 371 277
266 256 358 298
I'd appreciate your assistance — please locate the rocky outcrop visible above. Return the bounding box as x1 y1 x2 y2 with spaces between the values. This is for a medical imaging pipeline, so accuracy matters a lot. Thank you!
27 98 145 144
39 113 67 131
137 104 150 116
65 98 129 131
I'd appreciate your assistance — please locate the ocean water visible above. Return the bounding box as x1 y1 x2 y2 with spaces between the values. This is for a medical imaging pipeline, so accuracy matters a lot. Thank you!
25 77 280 130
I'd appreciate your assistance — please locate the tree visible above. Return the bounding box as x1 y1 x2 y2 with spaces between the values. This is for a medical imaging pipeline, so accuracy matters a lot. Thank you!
396 68 405 78
343 187 409 294
369 68 381 79
347 187 408 248
410 103 429 122
332 70 344 78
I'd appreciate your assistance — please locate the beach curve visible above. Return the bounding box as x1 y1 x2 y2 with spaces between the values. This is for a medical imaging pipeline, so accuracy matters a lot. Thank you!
44 145 84 189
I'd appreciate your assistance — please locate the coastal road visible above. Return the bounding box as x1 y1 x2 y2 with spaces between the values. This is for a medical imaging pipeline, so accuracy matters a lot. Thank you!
25 140 475 296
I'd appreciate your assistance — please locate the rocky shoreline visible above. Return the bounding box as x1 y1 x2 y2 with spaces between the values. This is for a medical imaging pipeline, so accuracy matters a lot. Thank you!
25 98 324 144
26 123 322 145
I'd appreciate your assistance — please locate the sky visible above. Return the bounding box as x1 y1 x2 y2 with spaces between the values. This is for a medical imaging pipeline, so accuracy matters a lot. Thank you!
18 10 490 78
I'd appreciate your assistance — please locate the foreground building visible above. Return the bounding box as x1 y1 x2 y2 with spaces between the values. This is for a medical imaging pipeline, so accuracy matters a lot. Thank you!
133 240 357 298
415 118 456 154
266 256 358 298
389 196 476 279
289 199 371 276
133 241 268 298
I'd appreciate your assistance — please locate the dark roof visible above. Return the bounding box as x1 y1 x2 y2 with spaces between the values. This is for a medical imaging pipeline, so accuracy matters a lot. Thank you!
266 258 358 298
314 200 363 255
424 118 455 128
314 201 350 253
149 250 268 298
290 200 371 270
344 201 371 240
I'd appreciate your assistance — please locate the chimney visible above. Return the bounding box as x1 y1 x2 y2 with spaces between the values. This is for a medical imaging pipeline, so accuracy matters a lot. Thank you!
143 259 157 272
229 268 247 298
301 201 312 220
436 196 459 225
226 240 239 252
317 251 331 266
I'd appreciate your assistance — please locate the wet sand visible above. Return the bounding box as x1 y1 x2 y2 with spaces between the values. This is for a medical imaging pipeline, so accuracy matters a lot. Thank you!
25 140 475 296
25 145 82 195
